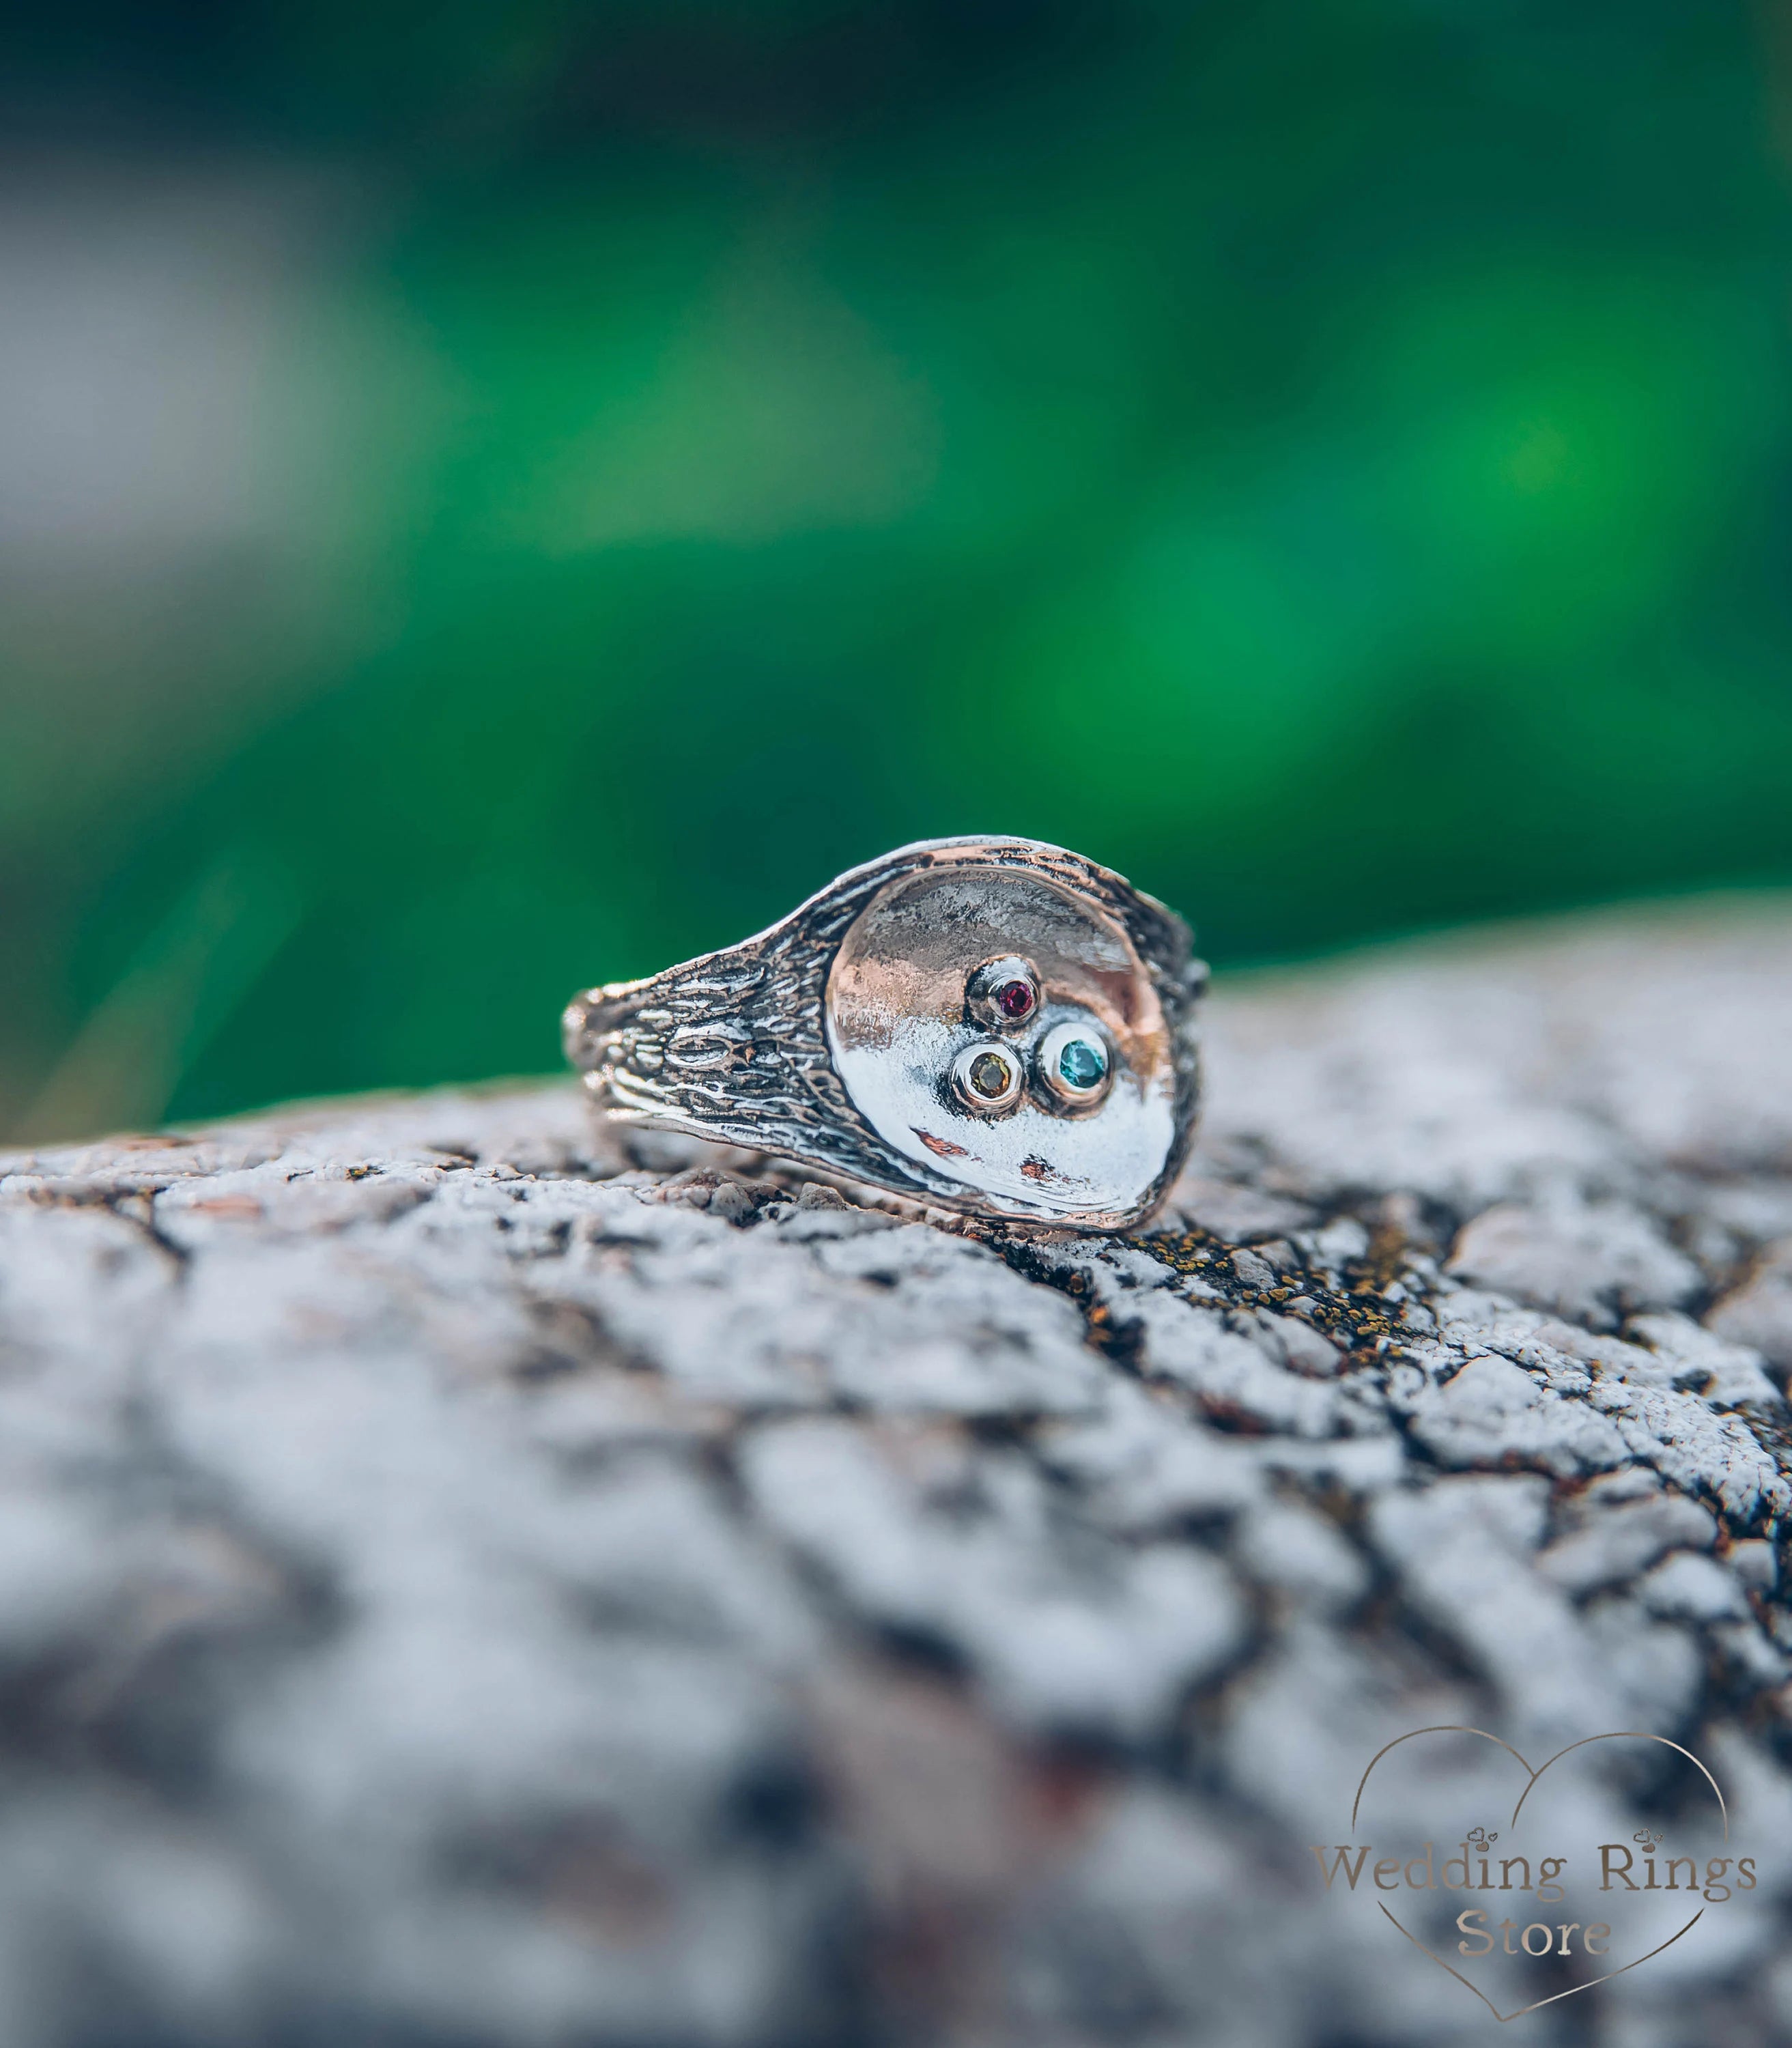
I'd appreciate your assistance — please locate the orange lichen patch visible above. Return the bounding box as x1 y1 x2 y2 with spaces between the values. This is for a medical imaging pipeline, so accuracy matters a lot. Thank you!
184 1195 265 1221
1115 1222 1411 1365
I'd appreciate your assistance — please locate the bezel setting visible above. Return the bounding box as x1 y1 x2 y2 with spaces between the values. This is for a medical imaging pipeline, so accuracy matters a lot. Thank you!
1038 1019 1113 1109
950 1039 1025 1115
965 955 1040 1033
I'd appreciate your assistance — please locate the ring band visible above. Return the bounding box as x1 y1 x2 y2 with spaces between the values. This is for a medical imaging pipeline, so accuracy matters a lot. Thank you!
563 836 1205 1229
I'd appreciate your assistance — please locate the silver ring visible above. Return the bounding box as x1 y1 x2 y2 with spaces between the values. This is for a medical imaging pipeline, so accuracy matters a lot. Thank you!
562 836 1206 1229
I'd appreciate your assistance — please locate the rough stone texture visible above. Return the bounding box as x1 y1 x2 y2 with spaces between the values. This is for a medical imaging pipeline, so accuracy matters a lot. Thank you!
1 894 1791 2048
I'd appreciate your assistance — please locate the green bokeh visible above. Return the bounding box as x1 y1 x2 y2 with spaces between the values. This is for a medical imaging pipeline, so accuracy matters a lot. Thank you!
3 1 1790 1137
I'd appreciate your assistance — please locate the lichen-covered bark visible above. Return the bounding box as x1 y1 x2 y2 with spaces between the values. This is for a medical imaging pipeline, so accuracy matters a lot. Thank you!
1 896 1790 2048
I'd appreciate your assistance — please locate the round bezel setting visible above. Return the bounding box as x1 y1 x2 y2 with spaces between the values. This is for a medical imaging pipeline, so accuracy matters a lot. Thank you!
965 955 1040 1033
1038 1020 1113 1108
950 1040 1025 1115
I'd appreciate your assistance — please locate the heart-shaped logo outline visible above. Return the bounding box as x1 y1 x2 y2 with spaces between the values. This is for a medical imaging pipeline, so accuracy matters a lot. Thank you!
1350 1726 1729 2023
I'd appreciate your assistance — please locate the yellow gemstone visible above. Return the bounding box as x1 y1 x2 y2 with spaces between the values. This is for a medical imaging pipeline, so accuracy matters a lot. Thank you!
969 1050 1012 1098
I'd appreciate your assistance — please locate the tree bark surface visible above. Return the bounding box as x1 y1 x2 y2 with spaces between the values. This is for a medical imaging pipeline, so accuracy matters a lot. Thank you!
3 896 1792 2048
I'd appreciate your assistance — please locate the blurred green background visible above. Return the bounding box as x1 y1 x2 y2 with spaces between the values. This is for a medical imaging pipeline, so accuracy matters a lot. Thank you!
4 1 1791 1141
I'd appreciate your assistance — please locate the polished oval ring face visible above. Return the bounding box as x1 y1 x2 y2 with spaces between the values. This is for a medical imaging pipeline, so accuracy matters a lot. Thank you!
824 864 1178 1218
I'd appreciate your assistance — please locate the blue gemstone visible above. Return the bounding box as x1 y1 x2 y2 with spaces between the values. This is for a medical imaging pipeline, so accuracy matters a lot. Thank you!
1057 1037 1107 1090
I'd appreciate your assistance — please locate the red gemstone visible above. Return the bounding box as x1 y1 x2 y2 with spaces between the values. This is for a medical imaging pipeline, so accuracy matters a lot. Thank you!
994 978 1035 1021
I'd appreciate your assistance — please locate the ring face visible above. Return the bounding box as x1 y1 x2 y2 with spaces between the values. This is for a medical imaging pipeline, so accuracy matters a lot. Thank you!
825 865 1174 1216
563 836 1204 1230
